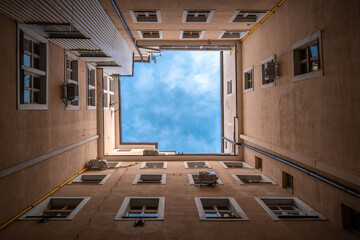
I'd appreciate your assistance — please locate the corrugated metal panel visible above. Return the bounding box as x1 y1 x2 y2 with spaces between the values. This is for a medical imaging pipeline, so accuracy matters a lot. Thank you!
0 0 67 23
80 57 115 63
54 0 133 75
50 39 99 51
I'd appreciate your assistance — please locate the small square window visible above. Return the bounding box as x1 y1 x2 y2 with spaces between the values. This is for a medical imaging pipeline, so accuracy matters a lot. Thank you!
68 174 112 184
184 161 211 168
194 197 249 221
282 172 294 193
188 172 223 186
132 174 166 184
342 204 360 232
218 31 248 39
255 156 262 171
140 162 167 169
182 10 215 23
292 31 323 81
137 30 163 39
220 161 252 169
19 197 91 220
255 197 325 220
229 10 268 23
243 66 254 92
130 10 161 23
180 30 205 39
232 174 275 185
115 197 165 220
226 79 232 95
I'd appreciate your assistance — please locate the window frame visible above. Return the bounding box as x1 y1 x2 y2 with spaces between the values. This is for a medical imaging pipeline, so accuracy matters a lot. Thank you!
87 64 96 110
184 161 211 169
182 10 215 23
68 174 112 185
132 174 166 184
187 173 223 185
129 10 162 23
140 162 167 169
179 30 205 39
137 30 163 39
194 197 249 221
232 174 275 185
260 55 276 89
243 66 254 92
292 30 323 82
115 197 165 221
218 30 248 39
229 10 269 23
220 161 252 169
65 51 80 110
102 73 113 110
17 24 49 110
282 171 294 194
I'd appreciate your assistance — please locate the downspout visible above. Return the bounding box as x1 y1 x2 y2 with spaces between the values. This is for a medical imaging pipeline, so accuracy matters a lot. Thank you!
241 143 360 199
110 0 143 62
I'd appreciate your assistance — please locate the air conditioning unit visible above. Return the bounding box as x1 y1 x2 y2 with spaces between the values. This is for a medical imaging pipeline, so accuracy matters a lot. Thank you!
264 62 276 81
61 83 79 101
87 159 107 170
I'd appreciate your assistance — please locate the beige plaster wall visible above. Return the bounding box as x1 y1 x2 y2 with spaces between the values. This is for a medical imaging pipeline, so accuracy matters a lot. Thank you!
0 13 97 224
241 0 360 181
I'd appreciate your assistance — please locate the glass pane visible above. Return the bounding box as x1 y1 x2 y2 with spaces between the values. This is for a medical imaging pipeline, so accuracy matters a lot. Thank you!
24 54 31 67
23 39 32 52
24 90 31 103
310 45 318 57
24 75 30 88
300 49 307 60
143 213 157 218
128 213 142 217
33 92 40 103
34 57 40 69
205 213 219 218
33 43 40 55
33 77 40 89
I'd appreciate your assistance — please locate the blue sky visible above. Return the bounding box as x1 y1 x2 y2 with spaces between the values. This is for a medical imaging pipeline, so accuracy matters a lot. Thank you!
121 51 221 153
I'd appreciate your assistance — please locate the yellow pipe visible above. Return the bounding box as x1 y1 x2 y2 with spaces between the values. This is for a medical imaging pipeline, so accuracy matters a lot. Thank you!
0 167 87 231
240 0 286 43
230 46 236 53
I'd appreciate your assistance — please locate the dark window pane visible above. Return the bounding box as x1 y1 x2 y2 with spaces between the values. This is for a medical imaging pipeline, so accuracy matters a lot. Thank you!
33 77 40 89
34 58 40 69
300 49 307 60
33 92 40 103
300 63 308 74
33 43 40 55
24 39 32 52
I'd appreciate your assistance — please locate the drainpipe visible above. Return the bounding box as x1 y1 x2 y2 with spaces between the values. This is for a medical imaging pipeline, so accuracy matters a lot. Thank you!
110 0 143 62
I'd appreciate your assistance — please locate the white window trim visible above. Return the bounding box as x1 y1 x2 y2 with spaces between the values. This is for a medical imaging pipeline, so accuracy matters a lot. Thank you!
187 174 223 185
232 174 276 185
103 73 110 110
65 51 80 110
129 10 162 23
260 55 276 89
292 30 323 82
17 24 49 110
220 161 252 169
87 63 96 110
229 10 269 23
179 30 205 39
182 10 215 23
243 66 254 92
68 174 112 185
132 174 166 184
226 78 233 96
140 162 168 169
114 197 165 221
255 197 326 221
218 30 249 39
194 197 249 221
137 30 163 39
18 197 91 221
184 161 212 169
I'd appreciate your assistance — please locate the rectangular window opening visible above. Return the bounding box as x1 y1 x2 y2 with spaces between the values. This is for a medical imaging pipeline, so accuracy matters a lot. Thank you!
221 161 251 169
282 172 294 193
183 10 215 23
255 156 262 171
233 174 274 185
141 162 167 169
342 204 360 232
115 197 165 220
184 161 211 168
133 174 166 184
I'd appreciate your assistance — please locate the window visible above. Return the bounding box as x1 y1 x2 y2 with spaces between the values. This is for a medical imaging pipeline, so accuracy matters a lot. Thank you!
18 25 48 110
182 10 215 23
260 55 276 88
255 197 325 220
133 174 166 184
65 52 79 109
188 172 223 186
103 74 114 109
194 197 249 221
32 23 86 39
243 66 254 92
68 174 112 184
106 161 122 168
137 30 163 39
184 161 211 168
19 197 91 220
342 204 360 232
282 172 294 193
180 30 205 39
218 31 248 39
232 174 275 185
292 31 323 81
140 162 167 169
229 10 268 23
226 79 232 95
220 161 251 169
87 64 96 109
255 156 262 171
115 197 165 220
129 10 161 23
